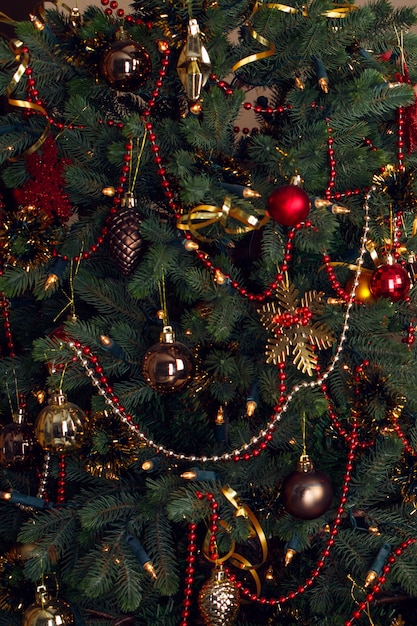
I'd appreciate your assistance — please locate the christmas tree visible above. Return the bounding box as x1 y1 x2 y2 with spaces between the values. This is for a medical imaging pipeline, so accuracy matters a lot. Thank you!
1 0 417 624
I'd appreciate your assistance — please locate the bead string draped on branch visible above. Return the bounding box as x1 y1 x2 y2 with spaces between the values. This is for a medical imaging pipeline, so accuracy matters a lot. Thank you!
177 421 415 625
8 10 389 278
66 189 373 463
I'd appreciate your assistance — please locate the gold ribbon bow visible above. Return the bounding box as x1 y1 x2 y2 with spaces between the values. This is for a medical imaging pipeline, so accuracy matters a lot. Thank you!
177 196 269 242
232 1 357 73
366 239 409 266
202 485 268 596
6 38 50 157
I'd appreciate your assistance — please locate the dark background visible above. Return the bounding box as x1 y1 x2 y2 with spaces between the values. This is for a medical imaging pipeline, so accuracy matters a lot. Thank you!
0 1 37 26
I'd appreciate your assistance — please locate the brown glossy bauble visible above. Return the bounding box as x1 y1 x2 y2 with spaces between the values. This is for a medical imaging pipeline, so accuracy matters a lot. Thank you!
100 40 152 91
198 565 240 626
23 598 75 626
281 456 333 520
34 390 86 454
0 422 36 467
142 326 194 394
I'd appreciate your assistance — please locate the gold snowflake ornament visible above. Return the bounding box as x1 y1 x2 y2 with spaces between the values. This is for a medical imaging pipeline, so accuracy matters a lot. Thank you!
258 279 336 376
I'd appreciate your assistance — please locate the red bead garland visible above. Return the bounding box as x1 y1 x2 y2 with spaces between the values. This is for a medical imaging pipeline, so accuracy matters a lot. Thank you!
0 290 16 358
179 422 415 625
343 538 416 626
180 521 198 626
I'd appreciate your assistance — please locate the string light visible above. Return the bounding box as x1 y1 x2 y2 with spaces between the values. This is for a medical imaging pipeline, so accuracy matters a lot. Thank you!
65 185 373 464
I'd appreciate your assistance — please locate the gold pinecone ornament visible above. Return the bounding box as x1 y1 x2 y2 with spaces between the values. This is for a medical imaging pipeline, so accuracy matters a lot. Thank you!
198 565 240 626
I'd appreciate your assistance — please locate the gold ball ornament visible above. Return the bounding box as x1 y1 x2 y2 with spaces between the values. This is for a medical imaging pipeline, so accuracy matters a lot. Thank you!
23 597 75 626
345 269 375 304
198 565 240 626
34 390 86 454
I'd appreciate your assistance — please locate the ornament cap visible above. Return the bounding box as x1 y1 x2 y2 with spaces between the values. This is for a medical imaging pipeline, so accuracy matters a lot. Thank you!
115 26 129 41
213 563 227 582
160 325 175 343
289 174 303 186
297 453 314 472
35 583 50 606
121 192 137 208
49 389 67 407
13 407 25 425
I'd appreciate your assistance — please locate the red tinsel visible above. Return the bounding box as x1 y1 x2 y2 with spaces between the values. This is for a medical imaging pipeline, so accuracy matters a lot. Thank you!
395 67 417 154
13 135 73 223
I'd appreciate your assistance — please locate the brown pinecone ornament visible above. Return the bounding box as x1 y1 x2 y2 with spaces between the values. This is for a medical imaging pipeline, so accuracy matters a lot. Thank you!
108 192 143 275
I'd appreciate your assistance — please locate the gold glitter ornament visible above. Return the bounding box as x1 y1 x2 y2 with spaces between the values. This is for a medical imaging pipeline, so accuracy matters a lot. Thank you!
0 204 62 270
198 565 240 626
84 409 139 480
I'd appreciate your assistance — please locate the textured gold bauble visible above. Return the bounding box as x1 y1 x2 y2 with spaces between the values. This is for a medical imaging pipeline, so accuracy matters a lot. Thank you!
198 565 240 626
22 598 75 626
34 390 86 453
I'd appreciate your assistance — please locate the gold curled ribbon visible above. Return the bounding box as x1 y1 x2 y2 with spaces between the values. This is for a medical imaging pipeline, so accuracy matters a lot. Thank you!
6 39 50 156
366 239 409 266
202 485 268 597
0 12 17 25
177 196 270 242
232 1 357 73
35 1 73 20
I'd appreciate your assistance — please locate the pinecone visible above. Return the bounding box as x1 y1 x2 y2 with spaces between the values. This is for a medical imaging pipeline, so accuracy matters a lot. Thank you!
108 197 143 275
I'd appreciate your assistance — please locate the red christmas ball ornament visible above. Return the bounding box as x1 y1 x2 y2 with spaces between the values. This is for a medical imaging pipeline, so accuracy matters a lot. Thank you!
369 262 411 302
267 183 310 226
281 455 333 520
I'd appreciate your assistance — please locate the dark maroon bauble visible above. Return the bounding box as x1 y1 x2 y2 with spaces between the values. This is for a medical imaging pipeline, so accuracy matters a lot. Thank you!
369 263 411 302
267 185 310 227
281 469 333 520
100 40 152 91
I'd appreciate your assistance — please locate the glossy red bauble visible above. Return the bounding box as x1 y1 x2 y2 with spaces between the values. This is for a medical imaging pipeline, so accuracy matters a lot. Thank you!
369 263 411 302
267 185 310 227
281 468 333 520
